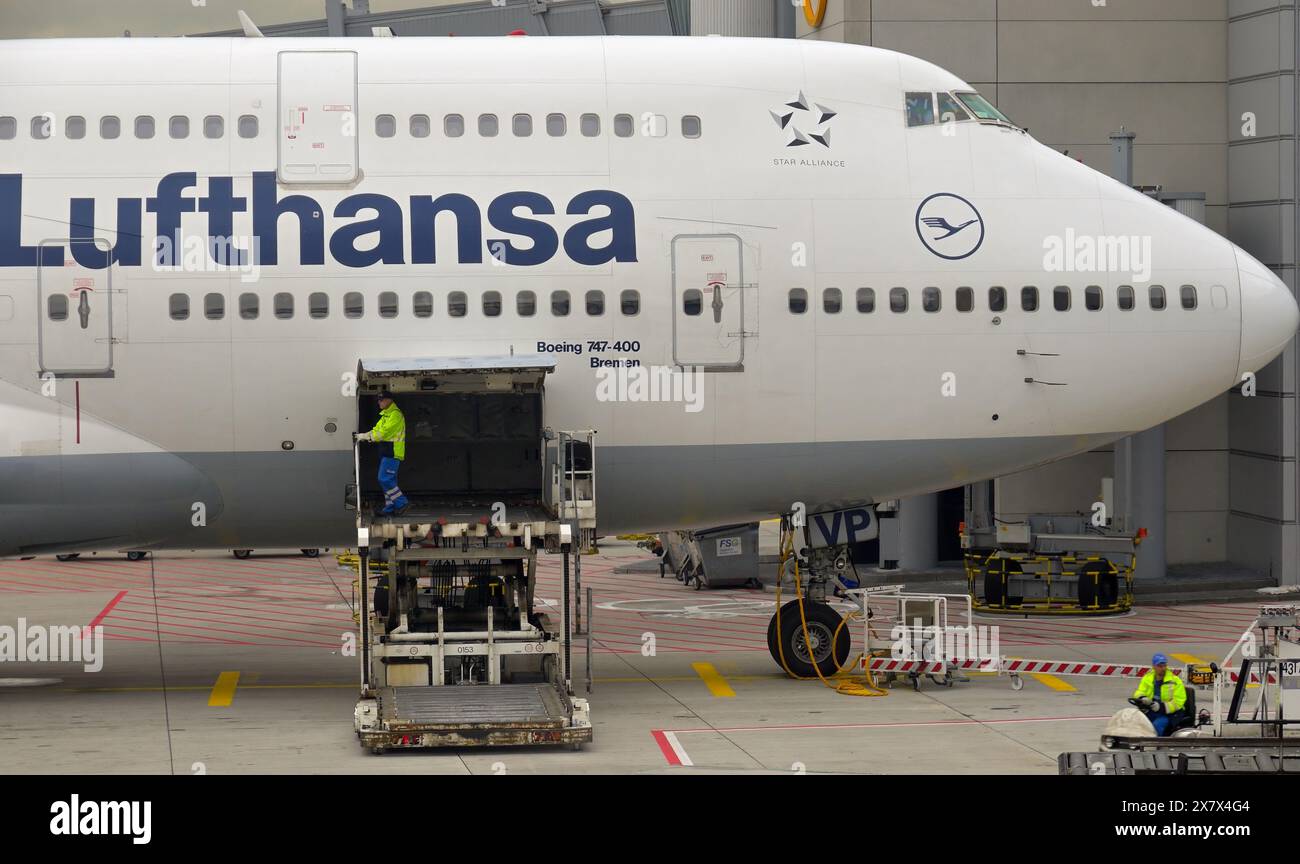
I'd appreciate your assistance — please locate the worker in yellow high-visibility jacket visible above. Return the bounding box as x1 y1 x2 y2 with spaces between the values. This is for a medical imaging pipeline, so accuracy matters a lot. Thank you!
1132 653 1187 736
355 390 408 516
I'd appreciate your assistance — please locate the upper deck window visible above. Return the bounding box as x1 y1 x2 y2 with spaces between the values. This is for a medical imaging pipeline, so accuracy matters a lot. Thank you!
955 92 1013 126
905 92 935 127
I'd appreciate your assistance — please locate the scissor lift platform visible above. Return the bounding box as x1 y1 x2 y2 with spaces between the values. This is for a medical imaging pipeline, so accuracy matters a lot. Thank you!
359 684 591 750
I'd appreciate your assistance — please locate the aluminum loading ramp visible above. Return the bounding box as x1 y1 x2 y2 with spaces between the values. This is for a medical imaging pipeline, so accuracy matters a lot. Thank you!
350 355 595 752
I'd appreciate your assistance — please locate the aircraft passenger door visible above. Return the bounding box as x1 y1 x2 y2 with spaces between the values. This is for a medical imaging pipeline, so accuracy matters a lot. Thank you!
37 238 114 378
671 234 745 371
277 50 359 184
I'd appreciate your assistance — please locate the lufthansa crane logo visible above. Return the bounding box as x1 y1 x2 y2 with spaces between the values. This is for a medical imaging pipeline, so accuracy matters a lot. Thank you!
915 193 984 260
770 91 836 149
802 0 828 27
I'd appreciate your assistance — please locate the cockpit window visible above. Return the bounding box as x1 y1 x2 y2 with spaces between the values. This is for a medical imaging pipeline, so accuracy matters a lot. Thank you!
936 93 971 124
905 92 935 127
955 92 1013 125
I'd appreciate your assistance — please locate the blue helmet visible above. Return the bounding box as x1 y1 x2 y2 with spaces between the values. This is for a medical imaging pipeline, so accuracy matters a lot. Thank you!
1152 653 1168 666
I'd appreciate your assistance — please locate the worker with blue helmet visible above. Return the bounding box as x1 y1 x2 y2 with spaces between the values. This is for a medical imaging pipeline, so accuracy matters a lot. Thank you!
1131 652 1187 736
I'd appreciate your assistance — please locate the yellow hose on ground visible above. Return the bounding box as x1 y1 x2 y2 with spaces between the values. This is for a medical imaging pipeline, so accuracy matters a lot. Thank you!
773 522 886 697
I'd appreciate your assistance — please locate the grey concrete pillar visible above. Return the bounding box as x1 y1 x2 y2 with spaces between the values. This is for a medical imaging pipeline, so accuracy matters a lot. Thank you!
1109 127 1167 582
898 494 938 570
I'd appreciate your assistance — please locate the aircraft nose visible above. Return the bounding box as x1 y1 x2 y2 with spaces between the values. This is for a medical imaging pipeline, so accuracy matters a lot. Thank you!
1236 246 1299 380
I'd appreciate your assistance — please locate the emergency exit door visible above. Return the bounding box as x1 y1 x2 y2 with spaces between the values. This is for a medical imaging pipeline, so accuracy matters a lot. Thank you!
277 50 359 184
37 238 114 378
671 234 745 371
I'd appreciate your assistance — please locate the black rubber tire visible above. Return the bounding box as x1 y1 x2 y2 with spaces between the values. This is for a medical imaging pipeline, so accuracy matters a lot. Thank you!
233 549 252 560
1078 560 1118 609
768 600 850 678
374 581 390 618
983 566 1004 606
126 551 147 562
56 554 80 562
301 548 320 558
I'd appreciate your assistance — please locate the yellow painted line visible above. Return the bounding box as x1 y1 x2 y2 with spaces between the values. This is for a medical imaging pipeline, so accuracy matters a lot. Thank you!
207 671 240 707
1029 672 1078 692
691 662 736 697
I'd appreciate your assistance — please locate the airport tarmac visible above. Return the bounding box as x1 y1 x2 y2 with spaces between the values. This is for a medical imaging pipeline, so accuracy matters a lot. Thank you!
0 541 1265 775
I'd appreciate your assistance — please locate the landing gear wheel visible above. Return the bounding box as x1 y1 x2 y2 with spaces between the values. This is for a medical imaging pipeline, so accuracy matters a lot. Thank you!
126 551 148 562
233 549 252 560
56 554 80 562
301 548 320 558
767 600 850 678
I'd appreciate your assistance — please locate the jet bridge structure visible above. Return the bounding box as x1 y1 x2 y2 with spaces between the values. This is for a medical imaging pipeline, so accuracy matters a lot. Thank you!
348 355 595 751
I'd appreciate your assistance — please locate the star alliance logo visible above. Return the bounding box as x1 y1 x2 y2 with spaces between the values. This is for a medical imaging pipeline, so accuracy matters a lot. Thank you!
770 91 836 148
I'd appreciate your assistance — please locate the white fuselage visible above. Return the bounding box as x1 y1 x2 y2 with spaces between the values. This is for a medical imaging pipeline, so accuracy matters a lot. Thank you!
0 35 1293 556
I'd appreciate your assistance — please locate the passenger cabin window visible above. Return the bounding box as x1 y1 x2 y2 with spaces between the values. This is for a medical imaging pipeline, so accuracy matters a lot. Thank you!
309 292 329 319
1053 286 1071 312
905 92 935 127
646 114 668 138
580 114 600 137
823 288 842 314
936 93 971 123
546 113 566 137
1021 286 1039 312
204 115 224 139
274 292 294 320
922 287 941 313
478 114 498 137
517 290 537 317
586 290 604 316
0 117 15 139
237 115 258 138
1180 285 1197 310
169 116 189 139
375 114 396 138
445 114 465 137
31 116 51 140
100 116 120 139
410 115 431 138
169 293 189 321
239 293 259 320
378 291 398 318
551 290 570 317
788 288 808 314
344 291 364 319
48 294 68 321
956 287 974 312
1085 285 1103 311
1149 285 1166 310
682 115 702 138
204 293 225 320
482 291 502 317
66 116 86 139
512 114 533 137
621 290 640 315
613 114 634 138
684 289 703 316
134 115 155 139
988 286 1007 312
890 287 908 313
413 291 433 318
448 291 467 318
857 287 875 313
1118 285 1135 311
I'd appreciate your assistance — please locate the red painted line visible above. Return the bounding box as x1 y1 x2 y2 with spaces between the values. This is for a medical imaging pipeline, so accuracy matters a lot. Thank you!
86 589 126 631
650 730 681 766
75 381 80 444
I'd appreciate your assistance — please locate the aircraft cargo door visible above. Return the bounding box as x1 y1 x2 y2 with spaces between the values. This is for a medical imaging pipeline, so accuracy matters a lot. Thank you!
277 50 358 184
38 238 114 378
671 234 745 371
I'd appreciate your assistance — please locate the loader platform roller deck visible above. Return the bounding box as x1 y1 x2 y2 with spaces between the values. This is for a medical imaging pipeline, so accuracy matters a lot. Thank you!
348 355 595 752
